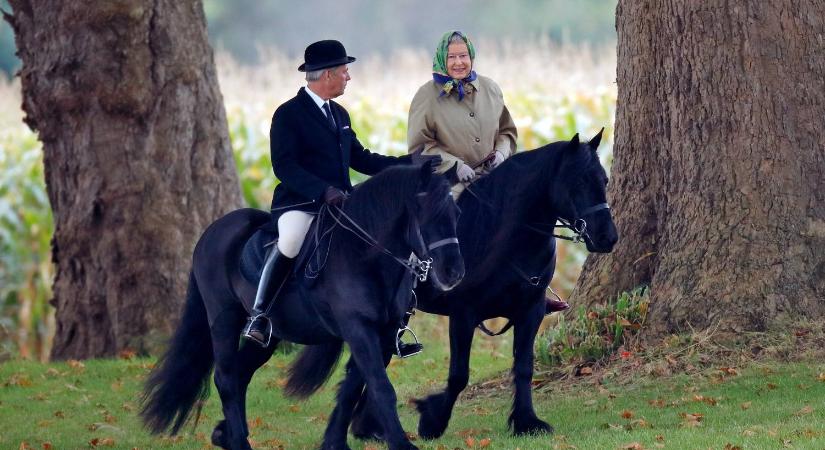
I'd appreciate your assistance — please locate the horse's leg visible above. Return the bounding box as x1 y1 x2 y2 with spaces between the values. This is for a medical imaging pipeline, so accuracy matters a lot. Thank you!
209 309 254 450
343 323 417 450
415 312 476 439
320 356 365 450
349 347 394 441
235 337 279 437
509 296 553 435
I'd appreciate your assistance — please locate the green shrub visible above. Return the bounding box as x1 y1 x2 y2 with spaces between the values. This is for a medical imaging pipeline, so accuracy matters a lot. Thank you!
539 286 649 367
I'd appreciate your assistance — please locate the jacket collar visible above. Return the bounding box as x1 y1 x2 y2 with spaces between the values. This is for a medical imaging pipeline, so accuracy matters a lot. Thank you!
298 87 338 134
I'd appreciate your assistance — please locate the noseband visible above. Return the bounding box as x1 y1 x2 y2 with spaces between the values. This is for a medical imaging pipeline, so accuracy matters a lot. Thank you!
555 202 610 243
408 203 460 282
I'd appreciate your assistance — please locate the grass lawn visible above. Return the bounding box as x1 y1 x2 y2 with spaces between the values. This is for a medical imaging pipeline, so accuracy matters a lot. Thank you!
2 322 824 449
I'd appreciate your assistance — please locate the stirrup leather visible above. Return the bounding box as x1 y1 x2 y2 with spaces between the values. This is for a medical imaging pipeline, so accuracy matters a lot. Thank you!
242 314 273 348
395 326 423 358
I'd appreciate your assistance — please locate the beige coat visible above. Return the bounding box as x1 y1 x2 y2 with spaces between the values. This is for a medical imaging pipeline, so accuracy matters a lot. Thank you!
407 75 517 174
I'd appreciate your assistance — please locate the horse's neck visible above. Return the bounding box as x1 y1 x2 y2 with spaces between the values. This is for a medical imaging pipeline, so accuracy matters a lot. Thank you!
332 206 410 268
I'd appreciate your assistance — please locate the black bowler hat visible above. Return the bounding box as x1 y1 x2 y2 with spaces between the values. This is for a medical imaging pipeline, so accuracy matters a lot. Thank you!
298 40 357 72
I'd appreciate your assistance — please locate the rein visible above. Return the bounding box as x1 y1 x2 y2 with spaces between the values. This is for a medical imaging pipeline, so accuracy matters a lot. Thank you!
324 203 458 282
462 184 609 243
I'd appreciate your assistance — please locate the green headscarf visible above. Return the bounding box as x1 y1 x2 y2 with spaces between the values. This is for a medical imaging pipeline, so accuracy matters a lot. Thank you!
432 31 477 100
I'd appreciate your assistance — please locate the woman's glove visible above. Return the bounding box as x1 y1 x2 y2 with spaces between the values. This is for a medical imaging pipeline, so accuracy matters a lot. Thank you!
485 151 506 170
323 186 347 207
456 162 476 182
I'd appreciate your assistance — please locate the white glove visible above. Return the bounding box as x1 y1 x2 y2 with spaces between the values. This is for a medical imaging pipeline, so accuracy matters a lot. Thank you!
456 162 476 182
486 151 506 169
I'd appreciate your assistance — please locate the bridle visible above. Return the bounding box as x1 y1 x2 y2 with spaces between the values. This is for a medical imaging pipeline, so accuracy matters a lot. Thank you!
462 182 609 245
550 202 610 243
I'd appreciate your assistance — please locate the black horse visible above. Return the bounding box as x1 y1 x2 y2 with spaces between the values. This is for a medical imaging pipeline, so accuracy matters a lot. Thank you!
140 164 464 450
343 131 619 441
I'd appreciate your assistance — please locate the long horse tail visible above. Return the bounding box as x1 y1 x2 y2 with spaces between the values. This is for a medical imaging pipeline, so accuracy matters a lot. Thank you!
284 341 344 399
140 271 214 435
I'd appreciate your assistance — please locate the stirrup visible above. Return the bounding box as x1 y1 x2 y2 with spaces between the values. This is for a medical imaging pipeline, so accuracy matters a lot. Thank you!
242 315 273 348
395 326 423 358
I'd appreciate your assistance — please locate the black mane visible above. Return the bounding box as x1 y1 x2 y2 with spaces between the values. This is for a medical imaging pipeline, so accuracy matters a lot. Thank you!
345 164 451 239
458 141 599 279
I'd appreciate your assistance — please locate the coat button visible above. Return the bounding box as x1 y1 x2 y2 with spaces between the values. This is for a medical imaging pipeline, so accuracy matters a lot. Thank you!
474 137 480 142
469 112 475 117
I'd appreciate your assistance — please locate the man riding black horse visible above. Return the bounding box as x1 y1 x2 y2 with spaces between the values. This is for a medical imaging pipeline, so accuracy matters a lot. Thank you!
243 40 440 345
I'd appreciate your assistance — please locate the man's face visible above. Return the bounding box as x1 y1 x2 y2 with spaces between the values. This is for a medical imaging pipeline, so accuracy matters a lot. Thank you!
446 42 472 79
327 65 350 98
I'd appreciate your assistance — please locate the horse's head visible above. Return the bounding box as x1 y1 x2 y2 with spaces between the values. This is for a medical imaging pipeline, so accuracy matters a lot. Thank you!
553 130 618 253
408 164 465 291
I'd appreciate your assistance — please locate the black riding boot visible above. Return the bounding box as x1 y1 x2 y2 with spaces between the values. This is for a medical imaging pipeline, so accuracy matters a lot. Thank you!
242 247 295 347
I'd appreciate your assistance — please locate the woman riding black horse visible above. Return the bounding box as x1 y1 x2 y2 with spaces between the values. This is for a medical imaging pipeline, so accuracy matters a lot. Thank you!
337 131 619 442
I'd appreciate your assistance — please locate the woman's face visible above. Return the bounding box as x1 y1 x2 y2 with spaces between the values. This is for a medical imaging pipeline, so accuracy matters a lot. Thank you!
446 42 472 79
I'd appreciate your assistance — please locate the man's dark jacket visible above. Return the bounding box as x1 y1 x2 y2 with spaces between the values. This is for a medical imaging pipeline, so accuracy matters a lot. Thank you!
269 87 410 226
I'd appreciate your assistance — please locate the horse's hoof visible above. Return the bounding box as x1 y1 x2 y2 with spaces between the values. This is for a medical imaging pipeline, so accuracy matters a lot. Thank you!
211 420 229 449
415 395 450 439
319 442 352 450
510 415 554 436
394 443 419 450
350 415 384 441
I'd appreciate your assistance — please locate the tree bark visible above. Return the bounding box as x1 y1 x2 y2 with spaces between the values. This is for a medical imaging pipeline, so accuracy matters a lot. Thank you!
7 0 242 359
570 0 825 335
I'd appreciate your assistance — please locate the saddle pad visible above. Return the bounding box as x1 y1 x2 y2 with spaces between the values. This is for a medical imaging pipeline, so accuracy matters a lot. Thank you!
238 213 334 287
239 228 277 284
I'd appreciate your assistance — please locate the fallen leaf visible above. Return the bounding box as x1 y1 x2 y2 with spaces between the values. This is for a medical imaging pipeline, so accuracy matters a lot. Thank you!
692 394 717 406
621 443 644 450
742 429 757 437
18 442 32 450
818 373 825 382
794 405 813 416
53 411 65 419
679 412 703 428
288 404 300 413
42 443 53 450
655 435 665 442
249 416 263 429
741 401 751 410
648 399 665 408
578 367 593 376
6 374 33 387
719 367 738 376
435 445 449 450
67 359 85 369
479 438 491 448
723 445 742 450
620 410 634 419
465 437 476 447
766 383 778 390
118 349 137 360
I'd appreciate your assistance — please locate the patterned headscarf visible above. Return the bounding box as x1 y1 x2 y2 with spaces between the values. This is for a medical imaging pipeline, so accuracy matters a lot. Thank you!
432 31 477 101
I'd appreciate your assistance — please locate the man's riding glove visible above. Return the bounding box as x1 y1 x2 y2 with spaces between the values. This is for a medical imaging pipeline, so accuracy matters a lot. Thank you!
323 186 347 207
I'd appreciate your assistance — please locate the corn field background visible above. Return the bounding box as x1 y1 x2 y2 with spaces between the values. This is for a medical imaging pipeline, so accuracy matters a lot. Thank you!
0 39 617 361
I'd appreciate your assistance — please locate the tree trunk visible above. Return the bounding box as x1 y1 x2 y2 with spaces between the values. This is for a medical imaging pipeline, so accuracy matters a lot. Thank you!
570 0 825 335
7 0 242 359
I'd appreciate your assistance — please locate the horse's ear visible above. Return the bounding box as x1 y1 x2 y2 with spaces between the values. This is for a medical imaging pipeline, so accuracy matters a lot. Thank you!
568 133 580 150
419 159 434 186
444 162 460 186
589 127 604 150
